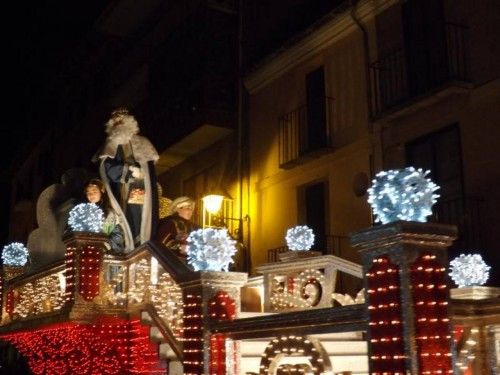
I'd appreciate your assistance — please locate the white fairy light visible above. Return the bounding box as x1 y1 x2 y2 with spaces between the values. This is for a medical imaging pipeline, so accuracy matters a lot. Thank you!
2 242 29 266
367 167 439 224
67 203 104 233
187 228 237 271
449 253 490 288
285 225 315 251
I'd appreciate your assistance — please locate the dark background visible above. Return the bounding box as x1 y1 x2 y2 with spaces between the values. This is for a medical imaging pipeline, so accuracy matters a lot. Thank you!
2 1 109 241
1 0 343 244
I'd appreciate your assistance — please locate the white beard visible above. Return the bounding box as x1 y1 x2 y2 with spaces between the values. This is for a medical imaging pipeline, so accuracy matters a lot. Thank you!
105 115 139 145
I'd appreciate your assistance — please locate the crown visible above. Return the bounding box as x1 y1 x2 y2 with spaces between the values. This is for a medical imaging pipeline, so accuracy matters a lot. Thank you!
110 107 130 118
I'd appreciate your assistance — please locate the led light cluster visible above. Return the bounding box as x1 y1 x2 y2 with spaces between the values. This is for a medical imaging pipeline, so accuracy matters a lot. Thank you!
259 336 327 374
454 325 479 373
6 290 15 317
183 293 204 375
103 264 127 307
67 203 104 233
209 291 237 375
368 167 439 224
332 288 365 306
187 228 237 271
10 273 65 319
79 245 102 301
285 225 315 251
128 259 150 304
64 246 76 303
1 242 29 266
366 257 406 374
411 254 453 374
270 269 325 311
449 253 490 288
0 318 164 374
150 271 184 338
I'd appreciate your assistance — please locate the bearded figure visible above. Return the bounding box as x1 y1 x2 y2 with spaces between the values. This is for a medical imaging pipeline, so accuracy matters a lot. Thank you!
95 108 159 251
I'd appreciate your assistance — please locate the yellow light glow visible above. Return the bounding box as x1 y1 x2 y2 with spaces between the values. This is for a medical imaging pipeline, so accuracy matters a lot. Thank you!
202 194 224 214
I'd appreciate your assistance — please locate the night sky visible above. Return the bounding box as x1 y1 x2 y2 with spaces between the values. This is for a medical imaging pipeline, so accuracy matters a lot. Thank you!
1 0 344 244
5 1 107 161
2 1 108 242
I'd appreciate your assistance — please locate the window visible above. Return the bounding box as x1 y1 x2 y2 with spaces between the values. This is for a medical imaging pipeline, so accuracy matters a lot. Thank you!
304 66 328 153
298 180 329 253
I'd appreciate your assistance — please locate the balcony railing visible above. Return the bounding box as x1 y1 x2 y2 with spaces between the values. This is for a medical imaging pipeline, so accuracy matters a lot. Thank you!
267 234 350 262
370 22 469 117
279 96 334 168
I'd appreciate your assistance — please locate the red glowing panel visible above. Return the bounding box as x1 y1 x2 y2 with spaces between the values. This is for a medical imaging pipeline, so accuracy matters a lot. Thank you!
208 291 237 375
366 256 405 374
410 254 453 374
0 317 164 374
79 246 102 301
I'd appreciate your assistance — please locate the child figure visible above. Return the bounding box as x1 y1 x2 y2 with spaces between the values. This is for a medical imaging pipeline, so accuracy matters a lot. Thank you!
84 179 124 253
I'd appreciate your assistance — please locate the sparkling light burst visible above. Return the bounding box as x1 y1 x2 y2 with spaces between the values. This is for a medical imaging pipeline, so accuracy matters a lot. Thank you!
449 253 490 288
2 242 29 266
68 203 104 233
187 228 237 271
285 225 315 251
367 167 439 224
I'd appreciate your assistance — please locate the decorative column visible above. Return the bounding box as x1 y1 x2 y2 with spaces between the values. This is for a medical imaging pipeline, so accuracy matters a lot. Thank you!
63 232 109 320
450 286 500 375
351 221 457 375
179 271 247 375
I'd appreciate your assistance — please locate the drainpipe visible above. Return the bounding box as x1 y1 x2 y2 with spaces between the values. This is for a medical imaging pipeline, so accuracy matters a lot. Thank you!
350 0 373 124
350 0 379 178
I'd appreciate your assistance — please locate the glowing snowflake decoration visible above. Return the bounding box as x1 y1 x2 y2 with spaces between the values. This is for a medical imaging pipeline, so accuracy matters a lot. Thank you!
2 242 29 266
68 203 104 233
187 228 237 272
285 225 315 251
367 167 439 224
449 253 490 288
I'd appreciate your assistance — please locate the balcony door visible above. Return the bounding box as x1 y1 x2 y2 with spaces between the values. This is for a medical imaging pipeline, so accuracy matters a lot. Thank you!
406 125 463 200
299 181 328 253
405 125 480 255
304 67 327 153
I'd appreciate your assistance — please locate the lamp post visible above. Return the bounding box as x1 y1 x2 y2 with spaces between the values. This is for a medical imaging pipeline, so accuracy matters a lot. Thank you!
202 193 243 240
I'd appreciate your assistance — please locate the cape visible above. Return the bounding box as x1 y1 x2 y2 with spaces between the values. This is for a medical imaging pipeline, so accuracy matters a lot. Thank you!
97 134 159 252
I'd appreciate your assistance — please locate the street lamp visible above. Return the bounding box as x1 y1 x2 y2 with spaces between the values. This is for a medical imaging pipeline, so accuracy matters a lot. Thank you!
202 194 224 215
201 191 243 237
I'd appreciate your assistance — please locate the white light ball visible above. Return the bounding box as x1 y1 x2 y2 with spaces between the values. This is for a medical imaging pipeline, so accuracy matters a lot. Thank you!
449 253 490 288
367 167 439 224
285 225 315 251
2 242 29 266
187 228 237 272
68 203 104 233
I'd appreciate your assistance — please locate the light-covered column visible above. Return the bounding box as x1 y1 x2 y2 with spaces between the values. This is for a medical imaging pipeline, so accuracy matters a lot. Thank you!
351 221 457 375
179 271 247 375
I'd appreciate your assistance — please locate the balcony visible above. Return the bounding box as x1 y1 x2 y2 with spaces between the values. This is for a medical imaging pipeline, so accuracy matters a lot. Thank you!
278 96 334 168
370 23 469 118
267 234 350 262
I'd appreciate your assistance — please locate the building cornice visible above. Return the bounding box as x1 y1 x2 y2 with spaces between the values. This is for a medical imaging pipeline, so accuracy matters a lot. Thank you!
244 0 397 94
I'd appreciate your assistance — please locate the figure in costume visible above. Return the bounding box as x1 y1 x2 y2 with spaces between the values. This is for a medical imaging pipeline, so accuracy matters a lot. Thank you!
156 196 199 260
84 179 124 252
95 108 159 252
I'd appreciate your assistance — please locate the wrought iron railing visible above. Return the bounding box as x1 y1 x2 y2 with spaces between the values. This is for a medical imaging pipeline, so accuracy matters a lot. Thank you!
278 96 335 168
370 22 469 117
